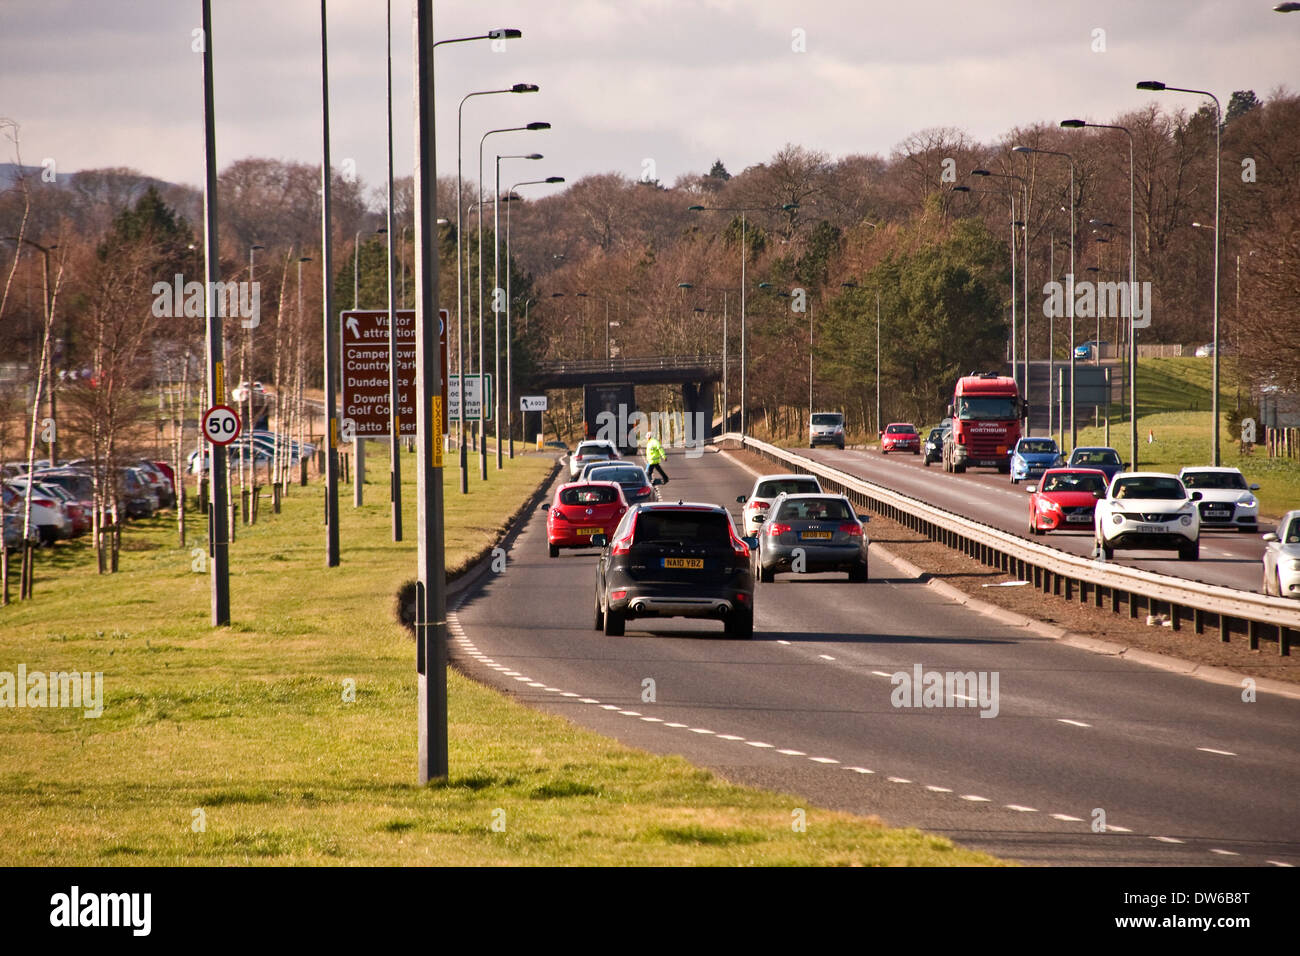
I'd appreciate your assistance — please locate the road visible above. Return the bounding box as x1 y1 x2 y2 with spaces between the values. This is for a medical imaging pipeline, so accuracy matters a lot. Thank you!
449 446 1300 866
799 445 1273 594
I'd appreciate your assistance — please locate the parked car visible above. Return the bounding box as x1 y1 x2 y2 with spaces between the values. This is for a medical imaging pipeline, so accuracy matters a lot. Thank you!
922 425 950 467
753 493 870 583
592 501 755 639
119 468 159 518
1262 510 1300 599
2 509 41 550
132 460 175 508
568 440 620 479
1026 468 1109 535
1177 467 1259 533
1010 436 1064 484
880 422 921 454
33 470 95 534
1194 343 1215 358
585 463 659 506
1 481 72 544
736 473 824 536
809 411 846 449
1067 446 1125 483
1094 472 1201 561
545 481 628 558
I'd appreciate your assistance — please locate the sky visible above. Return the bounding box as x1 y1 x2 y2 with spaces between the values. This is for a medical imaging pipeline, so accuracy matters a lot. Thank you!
2 0 1297 202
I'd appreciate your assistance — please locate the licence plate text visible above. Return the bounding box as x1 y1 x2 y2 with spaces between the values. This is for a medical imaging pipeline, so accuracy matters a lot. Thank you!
663 557 704 569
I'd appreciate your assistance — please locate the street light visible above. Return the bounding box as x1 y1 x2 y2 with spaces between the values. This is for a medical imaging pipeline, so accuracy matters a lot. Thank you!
972 167 1031 429
503 177 563 456
839 280 880 434
1013 144 1077 450
455 82 538 491
954 181 1021 405
678 282 733 429
478 122 549 478
687 201 798 437
1136 80 1223 464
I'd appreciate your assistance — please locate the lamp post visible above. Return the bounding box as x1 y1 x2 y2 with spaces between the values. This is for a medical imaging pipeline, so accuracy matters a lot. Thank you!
678 283 731 429
972 168 1030 428
478 122 549 478
1137 80 1222 465
953 183 1019 392
455 82 537 490
1014 145 1076 449
1061 118 1138 467
246 242 264 508
505 177 563 456
687 202 798 437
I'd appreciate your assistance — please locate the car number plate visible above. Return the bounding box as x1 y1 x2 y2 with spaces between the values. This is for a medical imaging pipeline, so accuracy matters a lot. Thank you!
576 527 602 535
1137 524 1161 533
1066 514 1091 523
801 531 832 540
663 558 703 569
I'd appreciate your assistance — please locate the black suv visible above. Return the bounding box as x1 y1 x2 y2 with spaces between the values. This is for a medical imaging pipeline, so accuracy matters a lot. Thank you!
593 501 756 639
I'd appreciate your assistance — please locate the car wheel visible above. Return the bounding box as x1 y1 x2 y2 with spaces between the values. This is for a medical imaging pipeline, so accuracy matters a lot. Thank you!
880 448 888 455
593 592 605 630
837 442 844 450
848 561 869 583
759 565 775 584
1179 540 1200 561
1030 519 1042 536
1011 475 1019 485
725 609 754 639
603 608 625 636
1098 536 1114 560
953 462 966 474
924 459 930 468
549 544 559 558
997 462 1010 475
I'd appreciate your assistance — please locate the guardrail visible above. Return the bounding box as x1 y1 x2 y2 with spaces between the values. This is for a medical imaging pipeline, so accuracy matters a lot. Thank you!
717 432 1300 656
537 355 725 375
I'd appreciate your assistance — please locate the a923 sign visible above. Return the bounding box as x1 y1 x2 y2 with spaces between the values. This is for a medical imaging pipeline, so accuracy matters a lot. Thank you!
202 405 241 445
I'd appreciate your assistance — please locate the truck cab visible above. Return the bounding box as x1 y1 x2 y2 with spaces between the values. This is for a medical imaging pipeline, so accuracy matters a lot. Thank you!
942 373 1026 474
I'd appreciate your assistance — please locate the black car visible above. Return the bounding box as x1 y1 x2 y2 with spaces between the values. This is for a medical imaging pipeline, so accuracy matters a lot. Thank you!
585 463 659 505
754 493 870 583
923 426 949 466
593 501 756 639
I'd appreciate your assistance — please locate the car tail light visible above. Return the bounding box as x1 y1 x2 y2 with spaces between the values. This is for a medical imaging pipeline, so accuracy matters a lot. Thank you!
747 500 767 511
766 522 792 536
611 590 627 601
838 522 862 537
729 528 750 557
734 592 749 603
611 513 637 554
551 508 567 520
33 498 56 508
637 486 652 498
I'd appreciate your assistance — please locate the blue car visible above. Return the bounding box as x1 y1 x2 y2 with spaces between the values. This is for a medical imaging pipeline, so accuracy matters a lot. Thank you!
1010 437 1063 484
1067 446 1125 483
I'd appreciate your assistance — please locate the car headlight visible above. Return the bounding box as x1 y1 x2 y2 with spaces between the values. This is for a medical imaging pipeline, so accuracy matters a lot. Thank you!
1111 513 1123 525
1237 494 1256 506
1180 516 1192 526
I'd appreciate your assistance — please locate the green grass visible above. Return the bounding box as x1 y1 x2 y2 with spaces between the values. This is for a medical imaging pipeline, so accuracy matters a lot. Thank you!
1070 357 1299 519
0 442 1000 866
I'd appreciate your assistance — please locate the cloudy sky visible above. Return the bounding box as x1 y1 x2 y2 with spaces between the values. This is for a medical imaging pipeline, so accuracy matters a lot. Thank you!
2 0 1296 200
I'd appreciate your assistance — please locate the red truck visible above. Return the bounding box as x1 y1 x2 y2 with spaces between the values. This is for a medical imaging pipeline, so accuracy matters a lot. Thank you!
941 372 1026 474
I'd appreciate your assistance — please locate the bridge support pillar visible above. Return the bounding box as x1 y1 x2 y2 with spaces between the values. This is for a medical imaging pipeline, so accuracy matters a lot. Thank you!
682 381 714 444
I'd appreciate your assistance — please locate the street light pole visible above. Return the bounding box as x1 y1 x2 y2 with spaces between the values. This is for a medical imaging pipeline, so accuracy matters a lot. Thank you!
1137 81 1222 465
385 0 401 539
318 0 340 568
493 153 541 469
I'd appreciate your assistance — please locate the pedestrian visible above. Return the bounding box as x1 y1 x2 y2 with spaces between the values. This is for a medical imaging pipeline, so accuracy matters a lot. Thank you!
645 434 669 484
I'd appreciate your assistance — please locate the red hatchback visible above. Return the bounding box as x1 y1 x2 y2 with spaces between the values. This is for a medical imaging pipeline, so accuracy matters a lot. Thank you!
547 481 628 557
879 423 920 454
1027 467 1109 534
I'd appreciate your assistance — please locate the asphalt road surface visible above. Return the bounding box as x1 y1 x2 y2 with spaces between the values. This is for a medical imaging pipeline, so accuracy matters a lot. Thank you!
800 445 1275 594
449 446 1300 866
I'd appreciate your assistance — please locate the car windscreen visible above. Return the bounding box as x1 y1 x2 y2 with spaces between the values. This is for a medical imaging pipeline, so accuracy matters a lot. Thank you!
560 485 620 506
955 396 1017 420
775 498 853 521
576 443 615 457
1181 471 1247 490
885 425 916 434
1112 477 1185 500
1042 472 1107 494
756 478 820 498
633 511 731 546
1283 517 1300 543
587 467 643 485
1072 449 1121 466
1019 440 1057 454
811 414 842 426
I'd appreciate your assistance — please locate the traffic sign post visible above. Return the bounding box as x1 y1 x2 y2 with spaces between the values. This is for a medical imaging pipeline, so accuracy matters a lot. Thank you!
446 374 492 421
341 308 447 437
519 395 547 412
203 404 242 446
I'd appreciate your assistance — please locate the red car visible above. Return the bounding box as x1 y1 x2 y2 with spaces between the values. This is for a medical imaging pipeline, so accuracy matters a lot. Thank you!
546 481 628 557
1027 467 1109 534
879 423 920 454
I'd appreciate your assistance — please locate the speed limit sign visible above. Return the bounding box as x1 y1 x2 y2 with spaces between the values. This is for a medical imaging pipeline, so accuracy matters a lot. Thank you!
202 404 241 446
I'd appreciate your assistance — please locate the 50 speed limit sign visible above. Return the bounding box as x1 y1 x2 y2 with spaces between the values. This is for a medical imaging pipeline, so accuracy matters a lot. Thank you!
202 404 242 446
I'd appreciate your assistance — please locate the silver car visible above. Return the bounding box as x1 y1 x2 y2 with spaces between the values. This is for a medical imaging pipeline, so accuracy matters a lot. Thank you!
754 493 870 583
1262 510 1300 599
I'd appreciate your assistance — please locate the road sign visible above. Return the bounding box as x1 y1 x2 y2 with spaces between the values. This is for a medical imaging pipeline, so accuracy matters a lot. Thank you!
447 375 492 421
520 395 547 412
340 308 448 437
202 404 241 445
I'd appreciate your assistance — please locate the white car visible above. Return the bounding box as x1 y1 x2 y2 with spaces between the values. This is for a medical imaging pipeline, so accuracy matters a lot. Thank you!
1262 510 1300 599
1177 466 1260 533
1 481 72 544
1094 472 1202 561
735 473 823 536
568 440 620 479
810 412 846 449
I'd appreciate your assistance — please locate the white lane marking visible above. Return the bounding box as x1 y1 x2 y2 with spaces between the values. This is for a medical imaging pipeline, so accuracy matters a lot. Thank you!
925 785 952 793
1151 836 1184 844
819 654 836 661
561 692 579 698
845 767 874 774
479 659 495 664
664 722 688 728
1269 860 1295 867
617 710 642 716
951 694 976 702
513 676 532 683
527 682 546 688
1197 747 1237 757
871 671 893 678
1050 813 1083 822
809 757 840 764
745 741 775 748
887 776 912 784
1210 849 1240 856
1058 719 1091 727
599 704 620 710
543 687 562 692
777 640 791 645
716 734 744 741
690 728 715 734
640 717 664 723
777 749 806 756
960 795 991 802
1107 825 1133 833
579 698 601 704
1005 804 1038 812
502 671 521 677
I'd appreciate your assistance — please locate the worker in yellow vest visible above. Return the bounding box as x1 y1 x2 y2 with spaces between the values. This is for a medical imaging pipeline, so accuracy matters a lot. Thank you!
645 435 669 484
